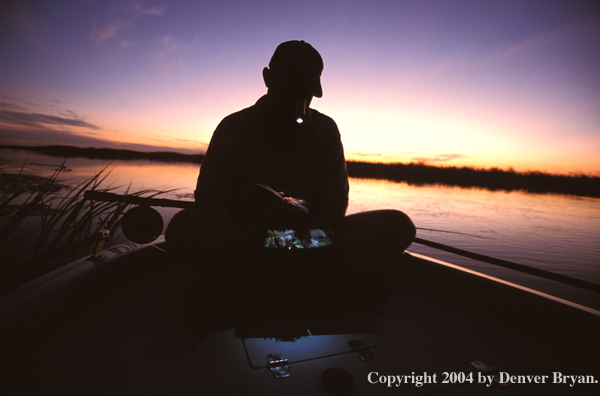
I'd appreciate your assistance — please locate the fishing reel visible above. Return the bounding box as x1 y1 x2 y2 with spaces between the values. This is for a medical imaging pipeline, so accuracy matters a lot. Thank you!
121 205 164 244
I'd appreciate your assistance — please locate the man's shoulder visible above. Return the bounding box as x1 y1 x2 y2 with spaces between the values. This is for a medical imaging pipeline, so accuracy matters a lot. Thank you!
310 107 332 121
218 104 256 127
210 103 260 141
309 108 339 134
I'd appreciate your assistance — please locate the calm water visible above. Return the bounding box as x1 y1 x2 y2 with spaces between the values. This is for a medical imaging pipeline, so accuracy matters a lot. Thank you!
2 148 599 309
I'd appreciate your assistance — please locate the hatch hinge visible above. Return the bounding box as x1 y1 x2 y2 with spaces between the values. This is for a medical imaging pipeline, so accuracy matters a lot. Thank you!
268 353 290 378
471 360 509 386
348 339 375 361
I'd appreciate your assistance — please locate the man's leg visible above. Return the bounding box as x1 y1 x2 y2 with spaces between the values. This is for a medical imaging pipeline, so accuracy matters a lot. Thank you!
336 209 416 263
330 209 416 305
166 207 228 262
166 206 263 270
165 207 251 328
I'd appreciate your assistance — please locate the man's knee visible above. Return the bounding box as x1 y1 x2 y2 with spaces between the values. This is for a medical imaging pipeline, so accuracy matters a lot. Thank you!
343 209 415 232
392 210 416 250
339 209 416 251
370 209 415 247
387 209 416 239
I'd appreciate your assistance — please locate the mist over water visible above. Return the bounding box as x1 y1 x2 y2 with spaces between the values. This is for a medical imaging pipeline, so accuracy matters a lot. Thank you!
2 148 599 309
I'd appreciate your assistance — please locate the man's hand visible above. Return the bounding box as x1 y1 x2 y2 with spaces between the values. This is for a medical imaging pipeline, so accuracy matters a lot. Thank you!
241 184 309 227
245 183 285 205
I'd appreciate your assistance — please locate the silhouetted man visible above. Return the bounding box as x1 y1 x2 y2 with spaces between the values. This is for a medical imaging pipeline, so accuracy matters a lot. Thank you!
167 40 416 327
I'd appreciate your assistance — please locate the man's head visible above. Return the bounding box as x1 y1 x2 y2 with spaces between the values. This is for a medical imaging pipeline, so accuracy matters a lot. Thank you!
263 40 323 100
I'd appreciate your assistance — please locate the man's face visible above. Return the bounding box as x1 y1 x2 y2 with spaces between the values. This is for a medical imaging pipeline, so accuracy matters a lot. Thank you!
268 53 321 102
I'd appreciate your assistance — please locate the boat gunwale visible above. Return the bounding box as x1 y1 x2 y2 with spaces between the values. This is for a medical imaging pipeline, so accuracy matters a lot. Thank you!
406 250 600 317
3 237 599 319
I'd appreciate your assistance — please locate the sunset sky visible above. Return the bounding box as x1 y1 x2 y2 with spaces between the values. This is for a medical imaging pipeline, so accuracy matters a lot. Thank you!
1 0 599 175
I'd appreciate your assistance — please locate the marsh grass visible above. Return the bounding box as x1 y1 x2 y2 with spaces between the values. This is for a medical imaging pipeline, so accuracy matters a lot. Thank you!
0 163 175 295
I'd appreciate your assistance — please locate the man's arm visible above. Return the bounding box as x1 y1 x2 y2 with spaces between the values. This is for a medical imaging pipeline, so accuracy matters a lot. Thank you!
306 117 349 228
195 117 238 208
306 196 348 228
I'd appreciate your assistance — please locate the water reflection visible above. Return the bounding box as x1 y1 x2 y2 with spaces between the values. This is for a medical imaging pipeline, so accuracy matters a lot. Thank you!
347 177 600 276
347 177 600 309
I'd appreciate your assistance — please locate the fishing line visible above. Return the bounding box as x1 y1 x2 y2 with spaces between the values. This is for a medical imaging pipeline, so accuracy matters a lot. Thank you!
416 227 492 240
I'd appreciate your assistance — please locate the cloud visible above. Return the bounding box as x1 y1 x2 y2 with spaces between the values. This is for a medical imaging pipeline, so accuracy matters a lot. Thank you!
91 1 166 46
425 16 600 81
165 138 208 151
0 102 28 112
410 153 466 163
0 104 206 155
490 31 562 64
0 128 205 156
0 110 100 131
119 40 135 51
488 16 600 65
133 1 166 16
90 20 124 44
349 151 383 158
157 33 179 58
155 34 198 62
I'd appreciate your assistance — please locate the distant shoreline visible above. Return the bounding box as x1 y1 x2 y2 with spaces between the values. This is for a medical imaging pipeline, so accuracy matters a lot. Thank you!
2 144 599 198
0 144 205 164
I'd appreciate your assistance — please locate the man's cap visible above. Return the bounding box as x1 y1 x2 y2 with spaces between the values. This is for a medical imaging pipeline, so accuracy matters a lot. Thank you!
268 40 323 98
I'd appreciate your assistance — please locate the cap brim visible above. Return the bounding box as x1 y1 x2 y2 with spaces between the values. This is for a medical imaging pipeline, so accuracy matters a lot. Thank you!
313 80 323 98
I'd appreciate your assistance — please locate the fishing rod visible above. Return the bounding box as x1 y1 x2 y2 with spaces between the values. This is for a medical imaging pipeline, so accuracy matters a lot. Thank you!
84 191 196 209
412 237 600 294
84 191 600 294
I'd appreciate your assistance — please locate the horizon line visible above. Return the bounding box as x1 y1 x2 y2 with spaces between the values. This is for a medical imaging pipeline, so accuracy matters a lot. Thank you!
1 143 598 179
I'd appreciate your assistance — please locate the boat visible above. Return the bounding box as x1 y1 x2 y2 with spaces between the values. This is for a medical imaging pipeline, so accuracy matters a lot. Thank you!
1 192 599 395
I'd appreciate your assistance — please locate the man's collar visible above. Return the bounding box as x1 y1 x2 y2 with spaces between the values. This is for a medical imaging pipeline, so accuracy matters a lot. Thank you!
254 95 314 127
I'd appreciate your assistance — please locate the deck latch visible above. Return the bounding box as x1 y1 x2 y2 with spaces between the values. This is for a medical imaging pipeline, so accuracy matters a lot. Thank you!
92 230 110 259
268 353 290 378
471 360 509 386
348 339 375 361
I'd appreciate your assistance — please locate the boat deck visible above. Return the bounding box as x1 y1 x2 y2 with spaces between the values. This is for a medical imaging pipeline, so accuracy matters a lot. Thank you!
1 241 599 395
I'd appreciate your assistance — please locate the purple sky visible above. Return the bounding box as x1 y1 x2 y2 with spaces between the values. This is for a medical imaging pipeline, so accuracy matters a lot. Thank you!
1 0 599 174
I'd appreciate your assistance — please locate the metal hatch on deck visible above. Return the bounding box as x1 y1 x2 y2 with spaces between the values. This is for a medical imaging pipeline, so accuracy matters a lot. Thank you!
238 304 378 371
